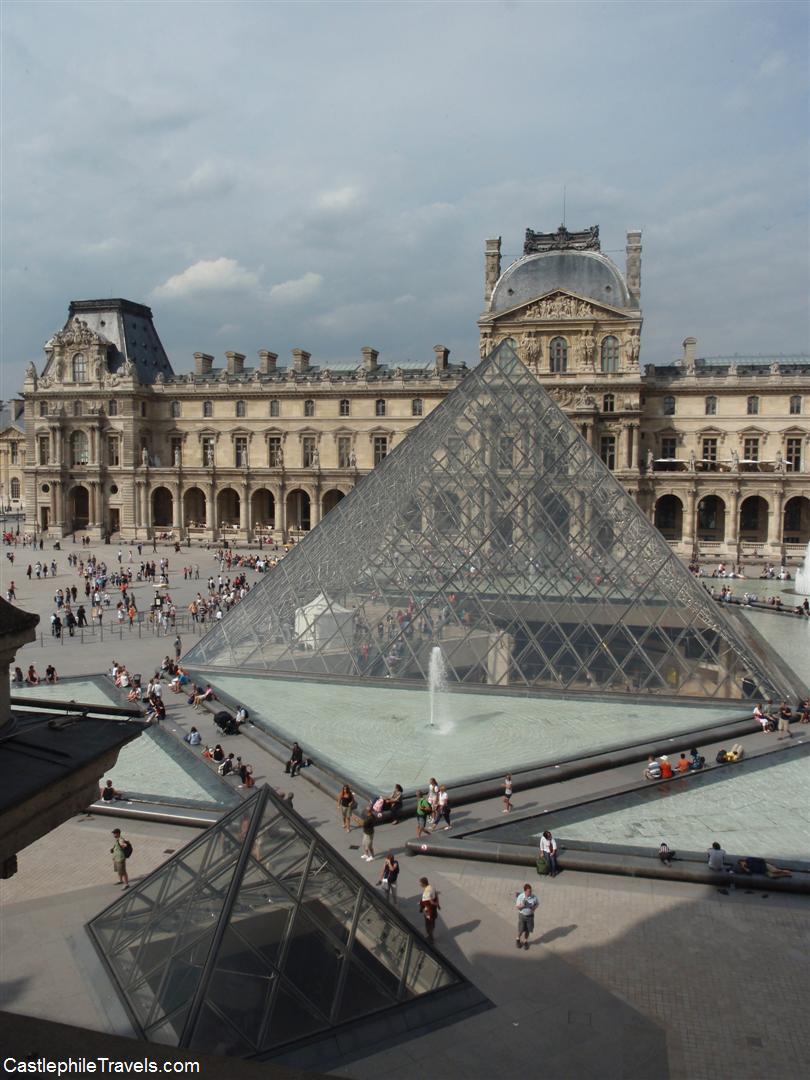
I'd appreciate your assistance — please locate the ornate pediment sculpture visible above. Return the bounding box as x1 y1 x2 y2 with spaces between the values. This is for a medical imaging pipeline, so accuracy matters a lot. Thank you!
524 294 597 320
524 224 600 254
53 317 107 348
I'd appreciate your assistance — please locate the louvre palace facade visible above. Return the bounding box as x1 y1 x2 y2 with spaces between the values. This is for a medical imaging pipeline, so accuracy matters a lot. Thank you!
19 224 810 561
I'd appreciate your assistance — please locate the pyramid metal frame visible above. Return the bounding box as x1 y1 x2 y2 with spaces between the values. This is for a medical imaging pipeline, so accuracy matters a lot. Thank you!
185 342 787 703
87 787 480 1063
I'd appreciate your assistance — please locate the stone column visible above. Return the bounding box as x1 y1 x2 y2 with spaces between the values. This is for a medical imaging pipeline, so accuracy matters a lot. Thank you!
174 484 184 532
140 483 149 532
684 487 696 547
276 484 286 541
206 484 217 533
239 483 249 532
53 481 64 530
310 485 321 528
626 424 636 469
768 488 784 555
725 488 740 552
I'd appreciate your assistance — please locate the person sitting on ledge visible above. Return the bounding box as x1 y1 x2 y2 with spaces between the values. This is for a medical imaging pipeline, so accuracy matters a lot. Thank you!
707 841 726 872
45 664 59 684
183 726 202 746
285 741 304 777
100 780 123 802
736 856 792 879
676 752 691 775
26 664 40 686
689 747 705 770
193 684 215 709
659 841 675 866
644 755 662 781
383 784 404 819
659 755 674 779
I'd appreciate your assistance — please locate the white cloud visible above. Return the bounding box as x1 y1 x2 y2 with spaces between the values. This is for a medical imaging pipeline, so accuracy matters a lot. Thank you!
152 257 259 300
315 185 364 213
177 161 234 200
267 271 323 305
757 51 787 79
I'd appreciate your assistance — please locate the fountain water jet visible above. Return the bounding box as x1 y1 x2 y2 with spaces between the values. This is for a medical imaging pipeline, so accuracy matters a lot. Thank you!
796 541 810 596
428 646 448 729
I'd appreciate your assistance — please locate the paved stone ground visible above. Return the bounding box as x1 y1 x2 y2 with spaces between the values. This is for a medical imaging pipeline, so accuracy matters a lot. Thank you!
2 540 810 1078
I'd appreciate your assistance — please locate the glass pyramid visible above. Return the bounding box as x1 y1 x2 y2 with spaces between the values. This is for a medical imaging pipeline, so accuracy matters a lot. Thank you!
185 342 785 702
88 786 476 1062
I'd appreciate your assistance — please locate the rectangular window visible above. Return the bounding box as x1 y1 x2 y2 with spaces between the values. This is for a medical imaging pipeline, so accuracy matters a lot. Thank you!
235 436 248 468
107 436 120 467
302 436 316 468
140 401 147 417
600 435 616 471
170 436 183 466
38 435 50 465
268 437 282 467
202 436 215 467
10 443 18 465
338 436 352 468
701 438 718 471
743 437 759 462
786 437 802 472
498 436 514 470
39 401 48 418
661 436 677 460
108 399 118 416
373 435 388 465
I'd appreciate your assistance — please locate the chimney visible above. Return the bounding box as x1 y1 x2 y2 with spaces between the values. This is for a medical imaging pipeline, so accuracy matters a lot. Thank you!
194 352 214 376
361 346 379 372
682 337 697 366
257 350 278 375
484 237 502 304
626 230 642 305
291 348 311 374
225 351 245 376
434 345 450 372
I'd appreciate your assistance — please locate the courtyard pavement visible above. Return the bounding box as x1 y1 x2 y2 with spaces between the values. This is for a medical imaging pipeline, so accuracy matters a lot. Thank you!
1 538 810 1078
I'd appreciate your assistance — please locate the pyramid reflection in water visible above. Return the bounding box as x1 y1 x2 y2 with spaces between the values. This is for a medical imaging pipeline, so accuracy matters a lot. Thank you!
185 342 783 702
88 787 478 1062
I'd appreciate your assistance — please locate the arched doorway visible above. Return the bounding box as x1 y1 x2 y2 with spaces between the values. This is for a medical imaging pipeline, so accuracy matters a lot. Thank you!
217 488 240 528
69 486 90 531
739 495 768 543
183 487 207 528
286 489 311 531
151 487 173 527
697 495 725 541
251 488 275 531
654 494 684 540
322 489 346 517
783 496 810 544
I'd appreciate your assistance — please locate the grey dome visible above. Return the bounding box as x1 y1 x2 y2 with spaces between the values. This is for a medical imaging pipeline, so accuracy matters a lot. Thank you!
490 250 633 313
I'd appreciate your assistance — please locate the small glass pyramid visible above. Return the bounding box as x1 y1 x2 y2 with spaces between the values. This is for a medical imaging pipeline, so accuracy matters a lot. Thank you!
88 787 475 1061
184 342 783 702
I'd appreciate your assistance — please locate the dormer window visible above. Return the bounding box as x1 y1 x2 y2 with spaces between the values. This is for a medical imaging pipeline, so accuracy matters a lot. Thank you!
72 354 87 382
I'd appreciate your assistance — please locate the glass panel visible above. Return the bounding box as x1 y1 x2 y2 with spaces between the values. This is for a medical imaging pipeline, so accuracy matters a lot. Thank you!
281 908 345 1017
404 941 457 996
352 898 410 994
261 984 329 1050
298 847 359 946
184 339 784 706
186 1001 257 1056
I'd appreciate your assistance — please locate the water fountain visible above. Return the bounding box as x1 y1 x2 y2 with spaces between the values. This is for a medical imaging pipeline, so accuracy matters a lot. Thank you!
796 541 810 596
428 646 448 729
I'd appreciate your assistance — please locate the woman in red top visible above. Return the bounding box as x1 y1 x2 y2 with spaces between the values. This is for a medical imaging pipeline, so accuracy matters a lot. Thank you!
659 756 674 779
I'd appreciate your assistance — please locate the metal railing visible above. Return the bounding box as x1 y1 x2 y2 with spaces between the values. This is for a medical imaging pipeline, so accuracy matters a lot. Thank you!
36 610 211 647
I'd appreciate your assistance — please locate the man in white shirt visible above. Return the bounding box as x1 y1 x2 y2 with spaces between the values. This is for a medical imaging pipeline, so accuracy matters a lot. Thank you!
515 883 539 950
539 830 559 877
707 842 726 872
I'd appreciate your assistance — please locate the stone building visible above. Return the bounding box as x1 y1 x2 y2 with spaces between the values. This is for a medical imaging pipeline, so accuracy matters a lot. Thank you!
18 228 810 560
0 400 25 519
22 299 466 542
479 225 810 562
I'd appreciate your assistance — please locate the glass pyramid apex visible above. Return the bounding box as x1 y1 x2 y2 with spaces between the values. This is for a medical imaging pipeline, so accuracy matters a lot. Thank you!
184 342 787 702
88 786 479 1064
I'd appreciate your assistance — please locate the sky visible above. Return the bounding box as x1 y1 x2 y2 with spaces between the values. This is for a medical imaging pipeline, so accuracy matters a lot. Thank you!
1 0 808 394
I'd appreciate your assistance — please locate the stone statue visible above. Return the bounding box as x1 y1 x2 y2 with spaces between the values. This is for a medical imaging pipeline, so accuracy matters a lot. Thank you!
520 334 541 366
627 331 640 364
574 385 596 409
311 447 320 468
25 362 37 387
730 449 739 470
349 450 357 468
141 446 149 467
173 448 181 467
688 449 696 471
54 357 64 381
581 331 596 367
646 448 654 471
94 357 104 381
775 450 786 474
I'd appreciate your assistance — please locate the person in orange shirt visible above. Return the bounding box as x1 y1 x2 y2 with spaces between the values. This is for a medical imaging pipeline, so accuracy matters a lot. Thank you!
676 753 691 774
659 755 674 779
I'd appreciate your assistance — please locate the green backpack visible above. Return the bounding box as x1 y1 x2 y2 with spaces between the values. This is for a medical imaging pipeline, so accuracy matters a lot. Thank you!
536 853 550 876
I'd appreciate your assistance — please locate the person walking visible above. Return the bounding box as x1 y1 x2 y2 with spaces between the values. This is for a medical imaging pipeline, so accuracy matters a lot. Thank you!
418 877 440 942
515 883 539 950
337 784 356 832
503 774 513 813
415 790 431 839
539 830 559 877
173 635 182 661
377 853 400 906
436 785 452 830
360 812 376 861
110 828 130 889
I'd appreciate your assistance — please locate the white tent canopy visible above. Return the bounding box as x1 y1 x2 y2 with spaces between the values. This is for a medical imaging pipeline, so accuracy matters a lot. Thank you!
294 593 354 650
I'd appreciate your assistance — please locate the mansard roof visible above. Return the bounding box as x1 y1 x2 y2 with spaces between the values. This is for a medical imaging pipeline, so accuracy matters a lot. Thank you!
62 299 174 383
490 249 633 314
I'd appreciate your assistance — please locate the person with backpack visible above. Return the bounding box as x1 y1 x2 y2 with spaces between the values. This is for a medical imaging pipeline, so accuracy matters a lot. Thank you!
110 828 131 889
415 790 432 839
